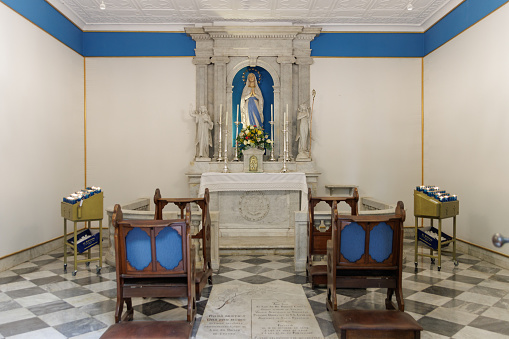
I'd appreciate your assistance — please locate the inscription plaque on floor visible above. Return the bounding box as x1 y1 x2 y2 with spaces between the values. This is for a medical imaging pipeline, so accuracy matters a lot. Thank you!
196 281 323 339
252 299 322 338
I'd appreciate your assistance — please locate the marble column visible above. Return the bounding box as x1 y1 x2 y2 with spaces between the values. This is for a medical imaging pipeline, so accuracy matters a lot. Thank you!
277 56 295 160
295 57 313 110
193 57 211 108
211 56 230 160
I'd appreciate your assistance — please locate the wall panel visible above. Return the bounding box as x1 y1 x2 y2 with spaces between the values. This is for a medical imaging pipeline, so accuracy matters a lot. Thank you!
85 57 196 211
311 58 422 218
424 4 509 254
0 5 84 257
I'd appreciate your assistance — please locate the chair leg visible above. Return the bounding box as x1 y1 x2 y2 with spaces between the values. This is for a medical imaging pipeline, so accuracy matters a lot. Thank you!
114 297 123 323
187 297 196 323
396 286 404 312
385 288 396 310
326 298 334 312
121 298 134 322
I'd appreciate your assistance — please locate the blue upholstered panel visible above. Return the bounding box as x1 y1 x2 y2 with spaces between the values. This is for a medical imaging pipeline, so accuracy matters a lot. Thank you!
125 228 152 270
369 222 393 263
155 227 183 270
340 222 365 263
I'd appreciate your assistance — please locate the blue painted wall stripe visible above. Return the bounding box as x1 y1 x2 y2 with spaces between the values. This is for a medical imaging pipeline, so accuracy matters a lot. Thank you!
311 32 423 57
1 0 83 54
424 0 509 55
3 0 508 58
83 32 195 57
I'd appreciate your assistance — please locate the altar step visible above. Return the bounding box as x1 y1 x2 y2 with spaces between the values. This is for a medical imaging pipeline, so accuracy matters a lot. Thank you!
219 236 294 256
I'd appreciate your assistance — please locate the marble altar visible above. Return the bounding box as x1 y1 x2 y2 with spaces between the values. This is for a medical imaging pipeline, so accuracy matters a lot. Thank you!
198 172 308 268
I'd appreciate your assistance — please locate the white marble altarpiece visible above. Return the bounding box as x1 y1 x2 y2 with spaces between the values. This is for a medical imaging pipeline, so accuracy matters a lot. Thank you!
185 26 321 266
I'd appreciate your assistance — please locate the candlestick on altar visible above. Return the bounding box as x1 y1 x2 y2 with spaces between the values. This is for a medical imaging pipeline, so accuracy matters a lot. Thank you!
217 104 223 161
233 105 240 161
285 105 290 162
222 111 230 173
280 122 288 173
269 104 275 161
281 105 289 173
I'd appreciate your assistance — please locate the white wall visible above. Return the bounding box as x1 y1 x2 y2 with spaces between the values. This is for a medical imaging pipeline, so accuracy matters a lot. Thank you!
0 5 84 257
86 57 422 219
4 0 507 259
311 58 422 218
424 5 509 254
85 57 196 211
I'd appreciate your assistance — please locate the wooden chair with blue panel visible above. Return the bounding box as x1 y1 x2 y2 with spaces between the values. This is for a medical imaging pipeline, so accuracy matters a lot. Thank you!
100 204 196 339
153 188 212 299
307 187 359 288
326 201 423 339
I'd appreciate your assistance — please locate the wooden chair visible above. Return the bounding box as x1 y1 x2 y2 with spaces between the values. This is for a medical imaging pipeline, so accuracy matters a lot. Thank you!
326 201 422 338
112 204 196 324
307 187 359 288
327 200 405 312
154 188 212 299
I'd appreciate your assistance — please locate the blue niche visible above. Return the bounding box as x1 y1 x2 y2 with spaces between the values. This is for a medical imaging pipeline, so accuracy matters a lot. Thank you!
369 222 393 263
340 222 366 263
231 66 274 144
155 227 183 270
125 228 152 270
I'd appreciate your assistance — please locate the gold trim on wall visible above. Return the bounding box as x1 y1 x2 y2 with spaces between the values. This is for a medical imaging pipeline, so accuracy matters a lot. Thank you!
84 55 193 58
311 56 422 59
421 57 424 186
84 57 87 188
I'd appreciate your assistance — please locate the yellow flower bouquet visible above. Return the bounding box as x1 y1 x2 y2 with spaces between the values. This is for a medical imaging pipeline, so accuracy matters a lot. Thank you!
236 125 272 155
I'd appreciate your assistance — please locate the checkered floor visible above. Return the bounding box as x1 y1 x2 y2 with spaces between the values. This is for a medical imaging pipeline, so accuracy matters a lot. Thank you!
1 237 509 338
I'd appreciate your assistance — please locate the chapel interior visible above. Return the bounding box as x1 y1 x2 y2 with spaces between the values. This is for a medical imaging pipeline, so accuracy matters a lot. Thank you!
2 0 509 338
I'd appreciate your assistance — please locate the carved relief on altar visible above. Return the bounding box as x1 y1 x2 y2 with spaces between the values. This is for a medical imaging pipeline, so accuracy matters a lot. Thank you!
239 191 270 222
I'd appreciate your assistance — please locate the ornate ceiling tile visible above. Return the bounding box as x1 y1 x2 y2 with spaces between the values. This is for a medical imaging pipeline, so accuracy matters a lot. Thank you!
45 0 464 32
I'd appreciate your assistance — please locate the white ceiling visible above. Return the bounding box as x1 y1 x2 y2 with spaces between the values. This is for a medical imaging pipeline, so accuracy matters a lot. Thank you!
46 0 464 32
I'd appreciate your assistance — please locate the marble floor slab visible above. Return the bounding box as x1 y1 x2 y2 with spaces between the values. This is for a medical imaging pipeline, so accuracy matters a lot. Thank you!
0 236 508 338
197 280 322 339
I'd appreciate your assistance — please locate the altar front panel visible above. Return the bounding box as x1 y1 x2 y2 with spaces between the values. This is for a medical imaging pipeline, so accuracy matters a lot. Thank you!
214 190 299 238
199 172 308 264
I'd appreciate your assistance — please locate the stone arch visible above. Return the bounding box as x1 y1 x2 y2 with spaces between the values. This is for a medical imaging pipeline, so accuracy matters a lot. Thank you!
227 59 280 88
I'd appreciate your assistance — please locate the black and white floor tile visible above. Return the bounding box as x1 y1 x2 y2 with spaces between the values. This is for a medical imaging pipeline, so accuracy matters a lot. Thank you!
0 237 509 338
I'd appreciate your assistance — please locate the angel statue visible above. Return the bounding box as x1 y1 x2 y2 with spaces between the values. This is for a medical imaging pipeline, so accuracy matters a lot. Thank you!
241 72 264 127
295 104 311 159
190 105 213 158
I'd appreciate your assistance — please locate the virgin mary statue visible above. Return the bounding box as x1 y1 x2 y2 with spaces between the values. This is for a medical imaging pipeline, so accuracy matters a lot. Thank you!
241 72 264 127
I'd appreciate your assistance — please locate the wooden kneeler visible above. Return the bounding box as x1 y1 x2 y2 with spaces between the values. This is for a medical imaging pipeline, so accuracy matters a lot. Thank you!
329 309 422 339
100 321 193 339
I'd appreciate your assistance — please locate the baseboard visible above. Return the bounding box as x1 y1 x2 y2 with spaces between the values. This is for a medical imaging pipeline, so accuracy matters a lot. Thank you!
404 227 509 270
0 227 109 272
2 227 507 272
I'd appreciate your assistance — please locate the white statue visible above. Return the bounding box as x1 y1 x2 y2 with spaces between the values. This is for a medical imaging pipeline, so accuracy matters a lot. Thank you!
241 72 264 127
190 105 213 158
295 104 310 159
